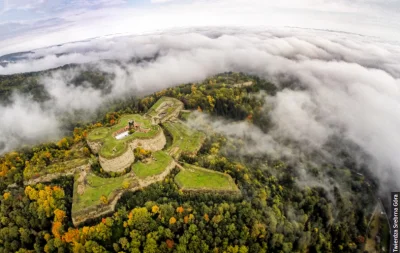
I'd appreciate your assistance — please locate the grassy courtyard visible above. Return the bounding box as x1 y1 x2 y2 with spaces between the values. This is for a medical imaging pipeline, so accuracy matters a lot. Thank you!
175 164 238 191
72 172 136 212
163 121 205 158
146 96 182 118
132 151 173 179
87 114 161 158
86 127 109 141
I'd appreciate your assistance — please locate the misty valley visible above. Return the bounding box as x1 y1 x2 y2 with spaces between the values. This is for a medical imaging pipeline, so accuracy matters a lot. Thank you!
0 67 390 252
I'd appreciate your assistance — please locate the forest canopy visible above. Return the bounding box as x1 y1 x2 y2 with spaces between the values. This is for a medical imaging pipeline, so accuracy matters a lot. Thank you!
0 72 382 253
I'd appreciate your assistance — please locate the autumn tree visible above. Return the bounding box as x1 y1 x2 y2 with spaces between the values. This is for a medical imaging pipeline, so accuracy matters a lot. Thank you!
169 217 177 225
100 195 108 205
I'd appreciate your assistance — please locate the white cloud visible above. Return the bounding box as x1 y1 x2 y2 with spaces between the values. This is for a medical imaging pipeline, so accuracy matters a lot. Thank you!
0 0 399 56
151 0 177 3
0 27 400 190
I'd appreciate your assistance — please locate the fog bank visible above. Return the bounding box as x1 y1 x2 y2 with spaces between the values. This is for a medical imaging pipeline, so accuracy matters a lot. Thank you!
0 27 399 189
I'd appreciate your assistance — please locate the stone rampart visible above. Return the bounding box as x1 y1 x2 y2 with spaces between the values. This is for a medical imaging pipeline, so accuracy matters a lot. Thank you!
99 148 135 173
99 129 166 173
161 104 183 123
128 129 166 152
72 161 176 226
24 164 89 186
138 160 176 187
87 140 102 154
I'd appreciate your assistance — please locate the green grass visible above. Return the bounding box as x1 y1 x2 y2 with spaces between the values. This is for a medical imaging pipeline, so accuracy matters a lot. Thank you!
180 111 192 121
87 114 161 158
87 128 109 140
72 172 136 212
163 121 205 158
175 164 238 191
149 97 179 111
146 97 183 119
24 158 88 180
132 151 173 179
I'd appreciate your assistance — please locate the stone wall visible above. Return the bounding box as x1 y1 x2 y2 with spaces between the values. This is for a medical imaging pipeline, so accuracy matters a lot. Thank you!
128 129 166 152
24 164 89 186
233 81 254 88
138 160 176 187
161 103 183 123
99 129 166 173
99 148 135 173
87 140 102 154
72 160 176 226
150 100 184 125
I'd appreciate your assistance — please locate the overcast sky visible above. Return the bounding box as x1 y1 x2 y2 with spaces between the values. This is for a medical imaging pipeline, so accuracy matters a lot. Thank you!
0 0 399 55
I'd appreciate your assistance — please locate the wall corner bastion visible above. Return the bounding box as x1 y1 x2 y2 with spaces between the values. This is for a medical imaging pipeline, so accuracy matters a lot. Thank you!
98 128 167 173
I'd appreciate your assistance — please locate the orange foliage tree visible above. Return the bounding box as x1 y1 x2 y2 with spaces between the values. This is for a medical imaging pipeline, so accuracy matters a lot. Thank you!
166 239 174 249
169 217 177 225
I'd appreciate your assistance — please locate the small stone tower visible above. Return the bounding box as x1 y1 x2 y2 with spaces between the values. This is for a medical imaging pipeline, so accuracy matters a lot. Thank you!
128 120 134 129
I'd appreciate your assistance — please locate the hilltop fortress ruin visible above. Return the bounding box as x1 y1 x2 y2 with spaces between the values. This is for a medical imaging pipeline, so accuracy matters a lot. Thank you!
21 96 239 227
86 97 183 173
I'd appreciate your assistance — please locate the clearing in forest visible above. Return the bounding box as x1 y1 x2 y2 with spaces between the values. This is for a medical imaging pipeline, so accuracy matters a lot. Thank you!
132 151 173 179
175 164 238 192
163 121 205 158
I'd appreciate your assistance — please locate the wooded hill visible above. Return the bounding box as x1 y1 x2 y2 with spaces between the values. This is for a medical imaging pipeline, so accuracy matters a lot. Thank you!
0 72 380 252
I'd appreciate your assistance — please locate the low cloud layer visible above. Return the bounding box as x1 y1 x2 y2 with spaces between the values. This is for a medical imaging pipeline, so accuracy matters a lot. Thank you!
1 0 400 56
0 27 399 189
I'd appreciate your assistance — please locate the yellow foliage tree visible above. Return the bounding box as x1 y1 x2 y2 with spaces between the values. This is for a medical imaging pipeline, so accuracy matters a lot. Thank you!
54 209 66 222
64 150 71 159
82 147 91 157
122 181 130 189
82 226 89 235
176 206 184 214
24 186 38 200
191 85 197 94
151 205 159 214
3 192 10 200
100 195 108 205
44 233 51 241
57 138 69 149
212 215 223 224
169 217 177 225
44 244 50 253
207 95 215 109
210 147 219 155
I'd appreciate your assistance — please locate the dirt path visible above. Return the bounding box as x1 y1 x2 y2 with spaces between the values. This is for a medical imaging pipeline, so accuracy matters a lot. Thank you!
76 165 91 195
174 161 186 171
